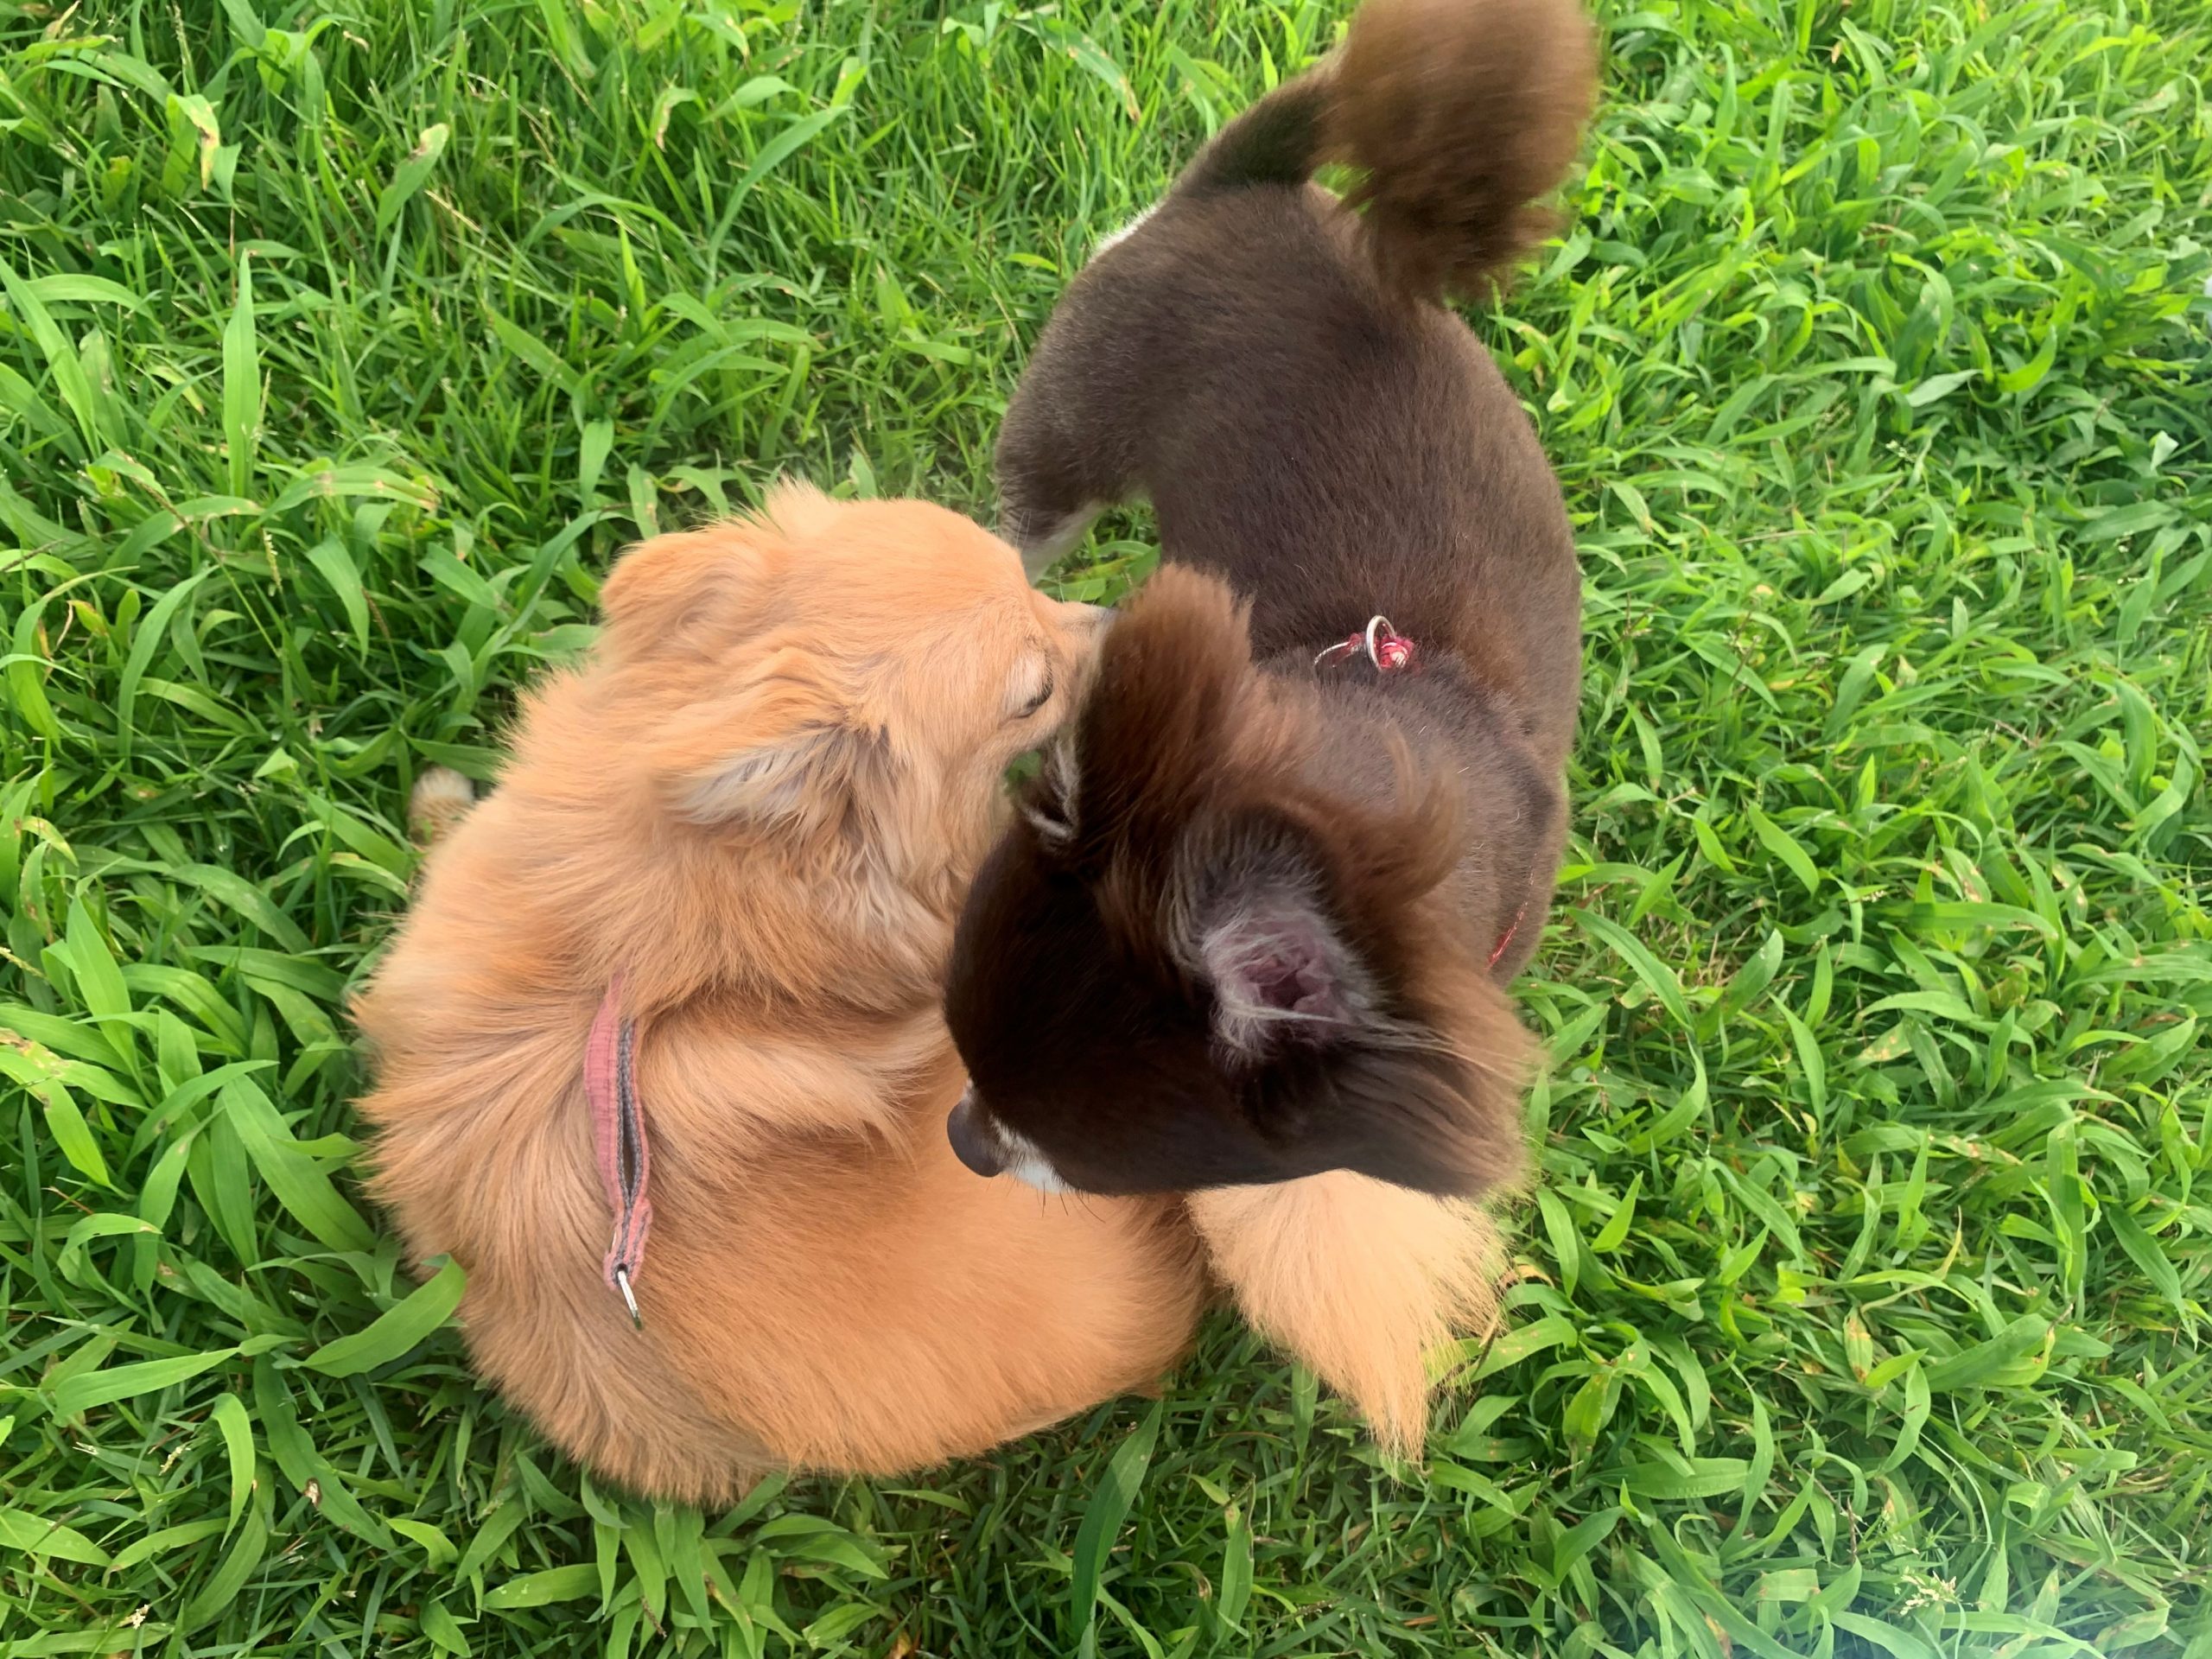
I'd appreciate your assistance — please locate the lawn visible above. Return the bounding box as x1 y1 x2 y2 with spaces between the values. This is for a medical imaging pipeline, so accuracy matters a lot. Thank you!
3 0 2209 1653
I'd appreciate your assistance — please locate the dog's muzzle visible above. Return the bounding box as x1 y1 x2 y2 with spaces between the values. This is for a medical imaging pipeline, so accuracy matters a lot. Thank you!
946 1086 1006 1179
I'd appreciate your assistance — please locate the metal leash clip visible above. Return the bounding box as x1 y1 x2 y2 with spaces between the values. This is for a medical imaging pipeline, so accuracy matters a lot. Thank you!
613 1262 642 1331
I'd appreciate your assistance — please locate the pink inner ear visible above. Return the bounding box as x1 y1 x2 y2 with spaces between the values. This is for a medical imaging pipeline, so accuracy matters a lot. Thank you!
1245 942 1345 1020
1209 906 1351 1040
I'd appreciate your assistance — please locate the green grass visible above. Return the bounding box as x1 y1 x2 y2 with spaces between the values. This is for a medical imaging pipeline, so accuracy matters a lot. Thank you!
2 0 2209 1652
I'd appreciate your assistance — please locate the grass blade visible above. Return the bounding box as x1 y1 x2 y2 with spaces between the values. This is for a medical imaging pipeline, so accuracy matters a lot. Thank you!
300 1257 466 1376
221 254 258 499
116 567 212 758
1071 1402 1161 1631
207 1391 257 1535
0 1508 112 1567
0 252 104 455
377 123 451 235
51 1347 238 1419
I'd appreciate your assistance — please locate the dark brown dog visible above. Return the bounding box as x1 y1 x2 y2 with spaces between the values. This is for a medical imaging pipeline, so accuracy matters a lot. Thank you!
945 0 1596 1203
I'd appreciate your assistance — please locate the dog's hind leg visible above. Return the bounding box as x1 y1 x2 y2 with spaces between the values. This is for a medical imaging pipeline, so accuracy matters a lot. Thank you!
998 399 1116 583
997 296 1146 582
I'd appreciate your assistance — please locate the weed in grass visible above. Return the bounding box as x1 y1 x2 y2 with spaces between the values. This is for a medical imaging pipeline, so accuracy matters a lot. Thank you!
2 0 2209 1655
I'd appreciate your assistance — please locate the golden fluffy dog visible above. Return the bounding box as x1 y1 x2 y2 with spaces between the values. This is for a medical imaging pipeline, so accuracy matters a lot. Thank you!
353 483 1206 1503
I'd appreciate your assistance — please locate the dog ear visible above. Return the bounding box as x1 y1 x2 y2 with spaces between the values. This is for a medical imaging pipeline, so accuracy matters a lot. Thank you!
1070 565 1256 849
680 723 873 832
599 523 781 657
1197 882 1366 1058
1175 810 1378 1060
600 479 842 657
1193 841 1534 1198
652 647 880 836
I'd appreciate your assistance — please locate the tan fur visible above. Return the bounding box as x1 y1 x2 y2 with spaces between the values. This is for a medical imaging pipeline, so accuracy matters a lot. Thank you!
1188 1176 1505 1455
353 484 1207 1502
407 765 477 847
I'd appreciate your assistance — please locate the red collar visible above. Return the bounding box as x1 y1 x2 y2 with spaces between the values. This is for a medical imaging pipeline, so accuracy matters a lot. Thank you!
1487 903 1529 971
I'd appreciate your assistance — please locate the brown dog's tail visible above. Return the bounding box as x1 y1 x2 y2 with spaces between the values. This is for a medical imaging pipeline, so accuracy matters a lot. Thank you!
1178 0 1598 301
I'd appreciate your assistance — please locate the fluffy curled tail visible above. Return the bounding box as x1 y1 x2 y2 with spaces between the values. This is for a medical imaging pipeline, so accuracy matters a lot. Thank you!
1185 1173 1506 1457
1179 0 1598 300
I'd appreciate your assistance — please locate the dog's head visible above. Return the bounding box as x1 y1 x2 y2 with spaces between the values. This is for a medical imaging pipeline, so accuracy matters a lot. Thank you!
591 481 1107 891
943 565 1530 1198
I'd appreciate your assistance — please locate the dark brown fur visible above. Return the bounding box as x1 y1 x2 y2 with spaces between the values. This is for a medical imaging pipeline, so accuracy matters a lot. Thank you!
945 0 1596 1205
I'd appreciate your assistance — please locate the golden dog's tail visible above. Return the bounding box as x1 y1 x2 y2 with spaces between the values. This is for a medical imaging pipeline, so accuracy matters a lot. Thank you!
1185 1174 1506 1457
1178 0 1598 301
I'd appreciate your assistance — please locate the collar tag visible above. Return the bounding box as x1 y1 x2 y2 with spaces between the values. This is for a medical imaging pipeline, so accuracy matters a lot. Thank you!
1315 614 1415 673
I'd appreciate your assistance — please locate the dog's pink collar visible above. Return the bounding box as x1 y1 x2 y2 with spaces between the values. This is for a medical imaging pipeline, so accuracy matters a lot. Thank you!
1315 614 1415 673
585 974 652 1329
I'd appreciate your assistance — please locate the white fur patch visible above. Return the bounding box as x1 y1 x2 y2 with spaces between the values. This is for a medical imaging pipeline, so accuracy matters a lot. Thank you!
408 766 477 840
1020 799 1076 847
1020 735 1081 846
997 1124 1071 1195
1090 200 1160 260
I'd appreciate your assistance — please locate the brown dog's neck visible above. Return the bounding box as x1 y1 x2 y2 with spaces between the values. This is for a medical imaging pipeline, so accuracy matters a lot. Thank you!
1261 644 1554 960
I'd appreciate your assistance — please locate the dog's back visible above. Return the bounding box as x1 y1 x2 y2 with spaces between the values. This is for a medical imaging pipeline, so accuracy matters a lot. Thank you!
999 0 1593 765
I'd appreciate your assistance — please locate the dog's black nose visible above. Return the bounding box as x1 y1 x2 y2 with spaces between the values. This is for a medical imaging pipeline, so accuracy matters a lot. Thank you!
946 1087 1005 1179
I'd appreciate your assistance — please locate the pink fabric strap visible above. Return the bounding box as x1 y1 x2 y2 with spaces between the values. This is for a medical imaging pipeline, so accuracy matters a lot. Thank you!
585 974 652 1328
